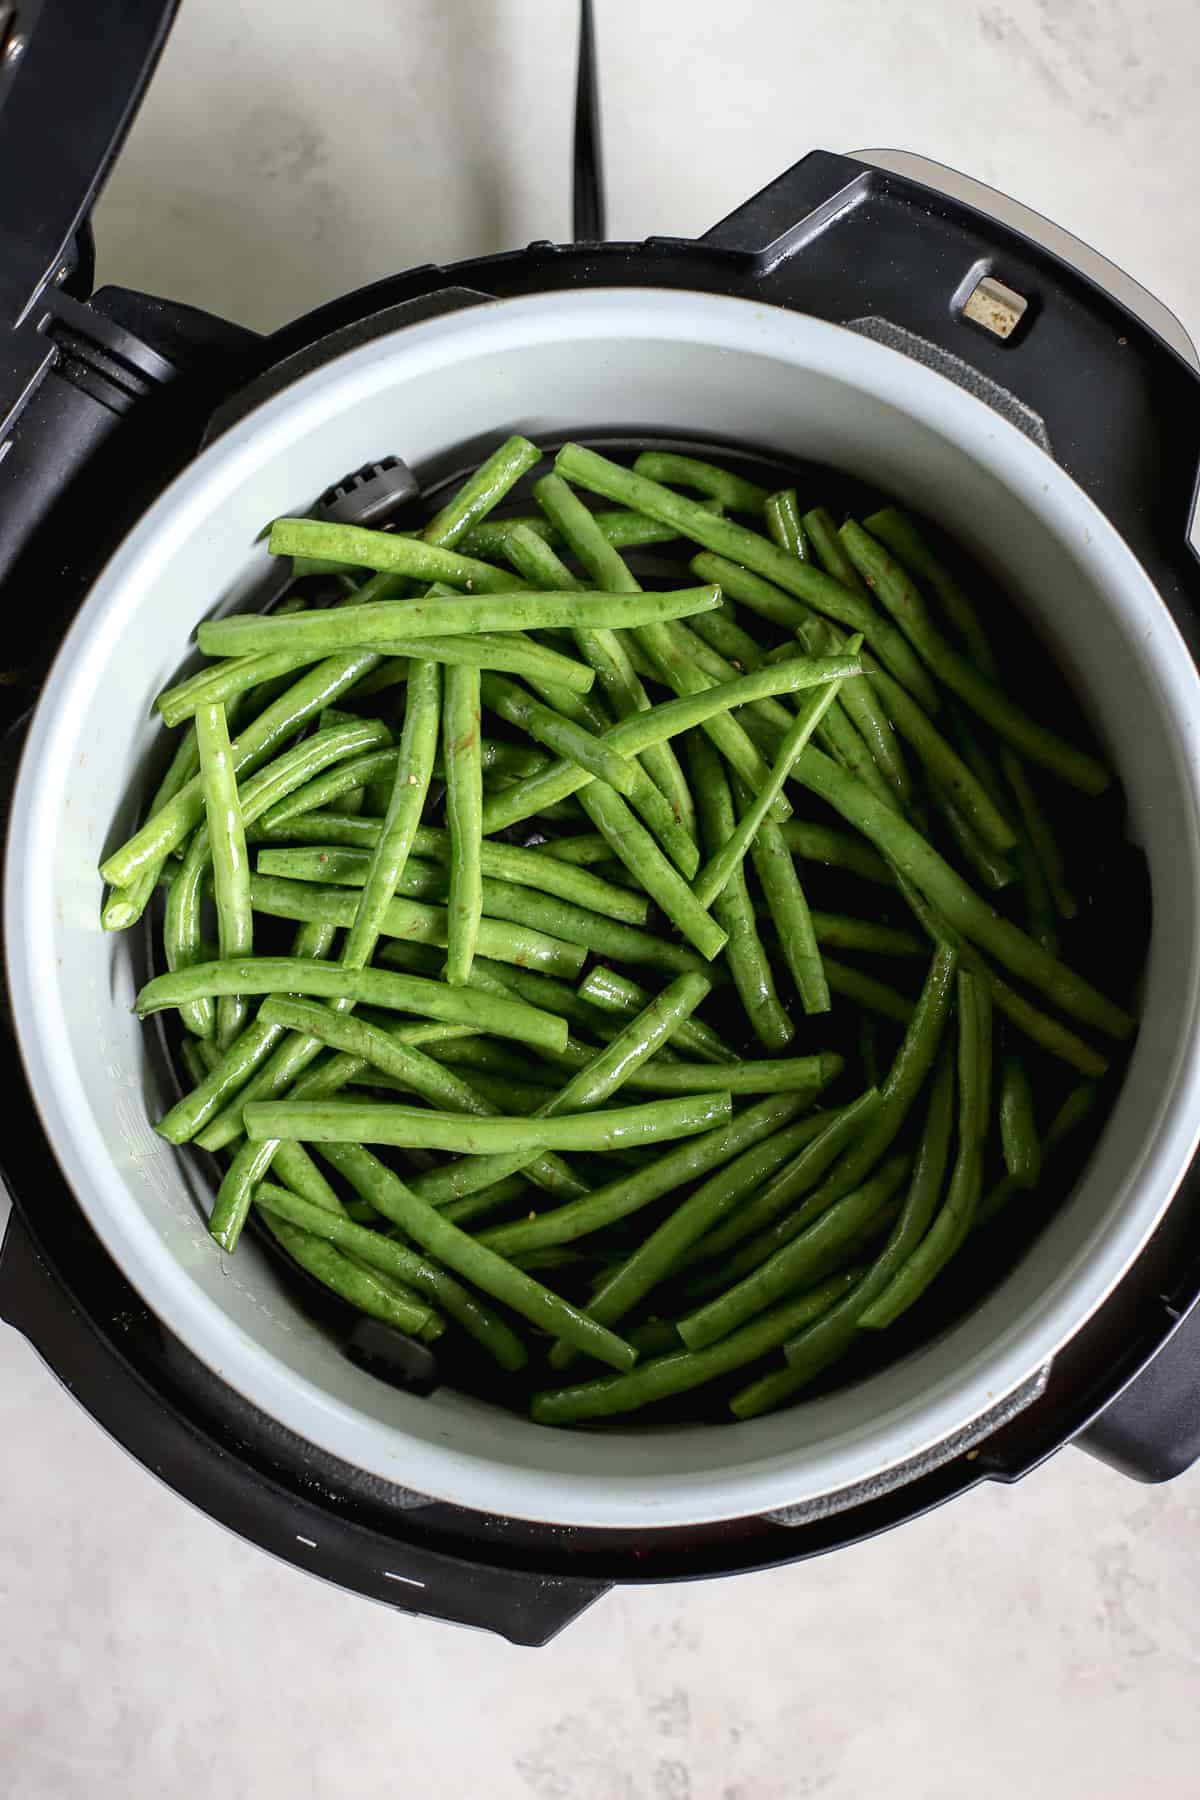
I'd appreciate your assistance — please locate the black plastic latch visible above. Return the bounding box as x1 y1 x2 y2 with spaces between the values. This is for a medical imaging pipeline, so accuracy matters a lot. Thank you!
1075 1292 1200 1482
344 1317 440 1396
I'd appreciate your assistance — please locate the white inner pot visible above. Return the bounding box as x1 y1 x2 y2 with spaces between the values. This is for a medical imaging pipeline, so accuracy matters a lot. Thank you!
9 289 1200 1530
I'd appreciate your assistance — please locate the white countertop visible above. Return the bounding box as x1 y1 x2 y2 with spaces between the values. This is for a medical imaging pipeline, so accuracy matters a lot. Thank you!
5 3 1200 1795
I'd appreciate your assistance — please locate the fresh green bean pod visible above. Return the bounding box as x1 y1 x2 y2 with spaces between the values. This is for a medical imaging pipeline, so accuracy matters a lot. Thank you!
732 1053 957 1416
443 663 483 985
253 1179 528 1369
999 1053 1041 1188
420 433 542 548
555 443 939 710
533 472 699 842
689 735 793 1050
532 1270 859 1424
859 967 993 1326
136 957 569 1048
839 521 1109 794
577 963 737 1064
479 1093 811 1257
632 450 769 514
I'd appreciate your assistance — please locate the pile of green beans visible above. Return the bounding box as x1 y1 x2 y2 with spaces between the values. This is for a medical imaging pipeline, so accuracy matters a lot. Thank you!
102 434 1139 1428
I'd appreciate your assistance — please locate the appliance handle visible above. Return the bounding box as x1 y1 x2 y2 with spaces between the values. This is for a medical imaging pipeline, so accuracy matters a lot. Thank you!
0 0 181 330
1074 1290 1200 1482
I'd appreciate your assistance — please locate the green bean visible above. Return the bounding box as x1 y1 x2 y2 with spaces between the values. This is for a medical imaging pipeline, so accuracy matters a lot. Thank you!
631 450 769 514
929 784 1015 891
479 671 640 797
795 744 1132 1039
533 472 698 845
999 1053 1041 1188
1002 752 1076 918
555 443 939 710
475 650 856 840
320 630 600 690
861 506 992 671
260 1211 444 1341
859 967 993 1326
639 618 792 816
197 1004 481 1156
688 1085 884 1269
466 958 623 1042
289 1146 634 1371
689 735 792 1050
157 648 318 729
155 920 336 1142
198 586 720 659
260 849 706 978
577 781 727 961
194 702 253 1046
749 567 1016 851
687 599 772 669
689 552 911 810
482 664 697 873
267 517 535 591
733 1054 957 1416
871 671 1017 852
164 714 391 1033
532 1269 859 1424
548 837 623 868
246 1090 731 1156
594 1053 845 1096
763 489 809 559
806 913 923 956
895 868 1109 1077
479 1093 811 1257
253 1178 528 1369
818 957 912 1024
245 871 586 979
802 506 866 593
256 816 649 925
102 727 208 928
735 772 828 1015
380 1069 554 1113
838 521 1109 794
101 649 387 894
420 433 542 547
440 1175 535 1229
762 504 913 804
977 1080 1096 1225
672 568 895 810
461 503 723 560
269 1137 348 1212
611 654 859 753
702 943 956 1273
679 1150 909 1352
442 664 482 985
492 525 621 729
254 996 583 1203
564 1110 845 1356
180 1037 220 1085
577 964 736 1065
136 957 569 1049
692 645 860 908
1012 827 1059 952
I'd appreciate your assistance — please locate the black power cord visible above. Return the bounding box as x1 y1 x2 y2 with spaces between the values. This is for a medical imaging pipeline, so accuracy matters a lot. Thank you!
572 0 606 242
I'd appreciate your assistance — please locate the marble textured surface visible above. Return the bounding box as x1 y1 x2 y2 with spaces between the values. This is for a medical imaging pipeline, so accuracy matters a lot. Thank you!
5 1 1200 1793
